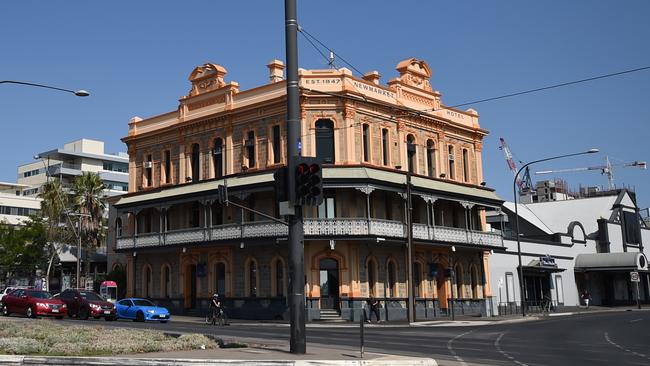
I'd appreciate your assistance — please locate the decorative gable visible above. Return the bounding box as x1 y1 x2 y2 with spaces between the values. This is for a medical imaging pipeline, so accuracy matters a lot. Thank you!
394 58 433 92
188 63 228 97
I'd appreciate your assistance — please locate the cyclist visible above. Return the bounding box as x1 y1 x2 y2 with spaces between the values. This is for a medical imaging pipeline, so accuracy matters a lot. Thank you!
209 293 227 325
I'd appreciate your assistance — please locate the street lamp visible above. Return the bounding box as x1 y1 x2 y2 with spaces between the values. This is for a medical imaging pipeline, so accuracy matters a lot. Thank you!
1 80 89 97
513 148 598 316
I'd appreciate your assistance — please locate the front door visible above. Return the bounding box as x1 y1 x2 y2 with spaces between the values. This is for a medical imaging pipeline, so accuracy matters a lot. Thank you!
319 258 339 310
184 264 197 309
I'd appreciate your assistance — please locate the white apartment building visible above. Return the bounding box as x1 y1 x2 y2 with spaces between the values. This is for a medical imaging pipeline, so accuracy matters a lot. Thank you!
17 138 129 197
0 182 41 226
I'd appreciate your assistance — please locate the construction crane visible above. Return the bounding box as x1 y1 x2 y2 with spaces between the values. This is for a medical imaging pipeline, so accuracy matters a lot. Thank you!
536 156 646 190
499 137 533 194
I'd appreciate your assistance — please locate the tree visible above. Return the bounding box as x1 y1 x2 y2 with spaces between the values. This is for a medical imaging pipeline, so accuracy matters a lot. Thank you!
0 218 48 285
38 180 72 289
72 172 107 275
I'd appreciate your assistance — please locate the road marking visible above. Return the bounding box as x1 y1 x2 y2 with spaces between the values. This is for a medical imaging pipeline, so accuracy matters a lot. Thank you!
630 318 643 323
446 330 473 366
495 333 529 366
604 332 650 360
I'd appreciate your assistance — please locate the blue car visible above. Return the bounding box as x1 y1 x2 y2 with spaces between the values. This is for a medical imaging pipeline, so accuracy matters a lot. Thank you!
115 298 171 323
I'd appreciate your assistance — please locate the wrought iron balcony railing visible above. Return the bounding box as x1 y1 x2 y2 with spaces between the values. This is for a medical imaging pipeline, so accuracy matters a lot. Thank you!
116 218 502 249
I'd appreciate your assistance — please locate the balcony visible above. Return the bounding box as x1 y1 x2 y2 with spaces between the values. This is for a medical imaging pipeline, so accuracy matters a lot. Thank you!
116 218 502 250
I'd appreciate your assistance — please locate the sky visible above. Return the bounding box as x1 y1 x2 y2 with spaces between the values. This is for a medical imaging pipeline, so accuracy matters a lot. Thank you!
1 1 649 209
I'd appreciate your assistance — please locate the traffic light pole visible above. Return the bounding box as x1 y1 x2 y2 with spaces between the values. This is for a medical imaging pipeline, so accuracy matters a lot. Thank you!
285 0 306 354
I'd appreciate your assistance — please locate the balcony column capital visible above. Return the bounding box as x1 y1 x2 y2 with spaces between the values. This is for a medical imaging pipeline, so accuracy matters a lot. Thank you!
356 186 375 195
460 201 475 210
418 194 438 204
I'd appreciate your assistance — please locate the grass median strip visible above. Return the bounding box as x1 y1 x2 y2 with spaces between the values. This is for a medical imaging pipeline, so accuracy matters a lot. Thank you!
0 318 218 356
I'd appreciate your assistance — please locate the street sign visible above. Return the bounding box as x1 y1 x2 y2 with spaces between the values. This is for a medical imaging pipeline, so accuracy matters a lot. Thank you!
630 271 640 282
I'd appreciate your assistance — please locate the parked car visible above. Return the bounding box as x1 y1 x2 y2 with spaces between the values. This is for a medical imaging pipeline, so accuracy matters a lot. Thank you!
1 289 67 319
115 298 170 323
58 289 116 321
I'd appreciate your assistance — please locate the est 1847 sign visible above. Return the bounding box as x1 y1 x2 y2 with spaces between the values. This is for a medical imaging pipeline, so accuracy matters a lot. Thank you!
630 271 640 282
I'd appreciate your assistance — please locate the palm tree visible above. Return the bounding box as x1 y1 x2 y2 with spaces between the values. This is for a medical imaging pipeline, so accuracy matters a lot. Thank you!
72 172 107 277
38 180 69 289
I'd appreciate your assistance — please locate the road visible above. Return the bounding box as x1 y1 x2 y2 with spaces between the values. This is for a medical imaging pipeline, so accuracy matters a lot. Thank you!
20 310 650 365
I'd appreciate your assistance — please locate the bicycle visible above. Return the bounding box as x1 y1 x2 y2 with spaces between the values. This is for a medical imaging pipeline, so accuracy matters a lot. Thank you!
205 307 227 326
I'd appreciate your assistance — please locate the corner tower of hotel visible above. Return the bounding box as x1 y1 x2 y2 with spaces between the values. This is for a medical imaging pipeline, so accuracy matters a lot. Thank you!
107 58 503 320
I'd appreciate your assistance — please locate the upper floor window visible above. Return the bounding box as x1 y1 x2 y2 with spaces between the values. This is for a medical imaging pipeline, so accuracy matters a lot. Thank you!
213 138 223 178
271 125 281 164
426 140 436 178
145 154 153 187
315 119 335 164
245 131 256 168
318 195 336 219
115 218 122 238
406 134 416 173
462 149 469 183
381 128 389 166
191 143 200 182
164 150 172 184
362 124 370 163
448 145 455 180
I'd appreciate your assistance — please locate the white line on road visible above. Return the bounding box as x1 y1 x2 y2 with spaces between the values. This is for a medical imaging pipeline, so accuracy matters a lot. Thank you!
494 333 529 366
604 332 650 360
630 318 643 323
446 330 473 366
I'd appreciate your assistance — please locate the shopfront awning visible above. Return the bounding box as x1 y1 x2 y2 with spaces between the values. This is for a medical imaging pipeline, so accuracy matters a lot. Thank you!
574 252 649 272
522 259 566 273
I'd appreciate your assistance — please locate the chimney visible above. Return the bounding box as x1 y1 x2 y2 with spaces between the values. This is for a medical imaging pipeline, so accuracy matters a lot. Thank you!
267 60 285 83
363 71 381 85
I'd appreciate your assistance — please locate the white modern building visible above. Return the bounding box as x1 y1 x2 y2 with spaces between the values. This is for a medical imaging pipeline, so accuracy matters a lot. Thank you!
487 189 650 314
18 138 129 197
0 182 41 226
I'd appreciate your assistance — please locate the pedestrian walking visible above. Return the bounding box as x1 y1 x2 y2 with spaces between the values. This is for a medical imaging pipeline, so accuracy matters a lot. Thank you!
581 289 592 309
366 296 381 323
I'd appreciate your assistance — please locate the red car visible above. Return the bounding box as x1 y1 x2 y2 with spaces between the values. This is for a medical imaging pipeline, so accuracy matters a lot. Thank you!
1 289 67 319
58 289 116 321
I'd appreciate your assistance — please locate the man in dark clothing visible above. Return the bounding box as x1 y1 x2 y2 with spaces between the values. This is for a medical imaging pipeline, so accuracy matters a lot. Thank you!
366 296 381 323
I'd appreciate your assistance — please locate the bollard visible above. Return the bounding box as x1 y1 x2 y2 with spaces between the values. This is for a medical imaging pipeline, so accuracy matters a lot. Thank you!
360 304 365 358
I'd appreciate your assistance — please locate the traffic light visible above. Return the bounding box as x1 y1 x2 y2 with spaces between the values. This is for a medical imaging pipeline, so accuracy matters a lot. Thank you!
295 157 323 206
216 184 228 205
273 167 287 202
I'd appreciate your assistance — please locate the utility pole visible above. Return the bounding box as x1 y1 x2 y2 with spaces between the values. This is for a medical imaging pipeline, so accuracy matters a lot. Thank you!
285 0 306 354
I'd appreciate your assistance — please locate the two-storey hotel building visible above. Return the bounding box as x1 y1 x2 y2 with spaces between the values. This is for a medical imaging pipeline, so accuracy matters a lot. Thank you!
107 58 503 320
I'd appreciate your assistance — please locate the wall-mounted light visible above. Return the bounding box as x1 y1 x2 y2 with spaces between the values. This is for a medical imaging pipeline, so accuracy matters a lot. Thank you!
133 251 137 257
240 242 245 249
451 245 456 252
329 240 336 250
182 247 187 253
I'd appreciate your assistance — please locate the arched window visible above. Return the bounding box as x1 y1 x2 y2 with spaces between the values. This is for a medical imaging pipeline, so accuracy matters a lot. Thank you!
387 259 398 298
191 143 200 182
381 128 389 166
315 119 335 163
426 140 436 178
245 258 258 297
462 149 469 182
115 218 122 238
271 257 286 297
413 262 422 298
213 138 223 178
362 124 370 162
454 263 463 299
366 258 378 297
161 264 171 298
214 262 226 296
406 134 416 173
245 130 256 168
470 264 481 298
142 265 152 298
448 145 455 180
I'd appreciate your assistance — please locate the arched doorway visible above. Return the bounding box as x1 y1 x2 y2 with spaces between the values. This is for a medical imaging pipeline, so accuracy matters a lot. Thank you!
184 263 197 309
319 258 339 310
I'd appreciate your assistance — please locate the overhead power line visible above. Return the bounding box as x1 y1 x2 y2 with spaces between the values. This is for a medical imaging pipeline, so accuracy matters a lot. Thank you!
298 26 365 77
